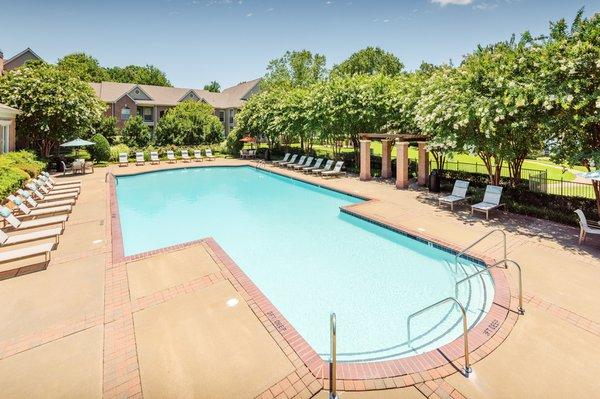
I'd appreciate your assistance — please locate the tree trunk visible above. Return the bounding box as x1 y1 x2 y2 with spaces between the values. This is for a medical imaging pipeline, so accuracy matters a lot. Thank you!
351 136 360 166
508 157 525 186
593 180 600 218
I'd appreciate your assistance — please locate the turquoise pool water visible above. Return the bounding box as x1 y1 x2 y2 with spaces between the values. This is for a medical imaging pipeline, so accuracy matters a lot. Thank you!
116 166 494 361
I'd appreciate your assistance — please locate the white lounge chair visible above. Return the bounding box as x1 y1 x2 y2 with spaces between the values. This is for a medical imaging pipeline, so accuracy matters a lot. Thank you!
33 179 79 195
40 171 81 187
1 206 67 230
38 174 81 189
150 151 160 164
303 158 323 172
14 191 74 209
26 183 78 201
205 149 215 161
312 159 334 174
575 209 600 244
439 180 470 211
1 226 61 247
277 154 297 167
135 152 145 166
471 185 505 219
293 156 313 170
322 161 346 178
272 153 291 166
193 150 203 162
18 189 76 206
7 195 71 218
287 155 306 168
166 150 177 163
0 242 54 264
181 150 191 162
118 153 129 167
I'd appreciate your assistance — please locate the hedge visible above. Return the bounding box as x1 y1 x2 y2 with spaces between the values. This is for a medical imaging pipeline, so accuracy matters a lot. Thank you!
0 151 46 198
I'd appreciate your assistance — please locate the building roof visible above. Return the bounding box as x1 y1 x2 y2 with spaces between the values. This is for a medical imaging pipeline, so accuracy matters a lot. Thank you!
90 78 261 109
0 103 21 117
3 48 42 70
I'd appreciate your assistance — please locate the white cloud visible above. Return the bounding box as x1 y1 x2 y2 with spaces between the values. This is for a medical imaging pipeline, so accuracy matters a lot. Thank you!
473 2 498 10
245 12 253 17
431 0 473 6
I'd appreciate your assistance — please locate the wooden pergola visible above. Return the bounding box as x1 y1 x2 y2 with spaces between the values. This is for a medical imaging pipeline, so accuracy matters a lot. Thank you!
358 133 429 189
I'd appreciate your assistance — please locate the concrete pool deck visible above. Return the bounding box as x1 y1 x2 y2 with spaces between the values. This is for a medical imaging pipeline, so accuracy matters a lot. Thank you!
0 158 598 398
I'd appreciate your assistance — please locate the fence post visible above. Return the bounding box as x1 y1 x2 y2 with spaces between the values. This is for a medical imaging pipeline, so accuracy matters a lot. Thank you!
561 177 563 196
457 160 460 172
475 162 478 174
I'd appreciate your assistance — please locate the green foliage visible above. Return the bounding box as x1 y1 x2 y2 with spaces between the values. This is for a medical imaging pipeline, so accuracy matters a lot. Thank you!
332 47 404 77
57 53 110 82
110 144 130 162
155 101 223 146
0 63 106 157
92 116 118 144
262 50 327 89
88 133 111 162
203 81 221 92
121 116 151 147
0 151 46 198
106 65 171 87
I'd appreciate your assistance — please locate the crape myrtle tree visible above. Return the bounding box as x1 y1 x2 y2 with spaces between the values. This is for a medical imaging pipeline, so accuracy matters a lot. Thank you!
537 11 600 213
121 116 152 147
155 101 223 146
275 86 320 153
0 63 105 157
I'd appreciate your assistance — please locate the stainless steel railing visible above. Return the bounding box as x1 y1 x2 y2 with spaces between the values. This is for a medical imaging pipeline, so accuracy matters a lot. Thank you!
329 313 338 399
455 229 507 268
407 297 472 375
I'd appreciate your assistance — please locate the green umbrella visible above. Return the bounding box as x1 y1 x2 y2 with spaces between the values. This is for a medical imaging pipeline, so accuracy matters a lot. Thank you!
60 138 95 157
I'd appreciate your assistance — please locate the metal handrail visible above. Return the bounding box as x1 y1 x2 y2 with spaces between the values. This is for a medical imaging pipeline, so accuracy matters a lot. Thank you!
407 297 472 375
455 229 506 267
329 313 338 399
104 171 115 183
455 259 524 315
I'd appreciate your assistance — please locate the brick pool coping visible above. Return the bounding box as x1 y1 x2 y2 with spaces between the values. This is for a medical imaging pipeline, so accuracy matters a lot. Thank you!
107 163 518 392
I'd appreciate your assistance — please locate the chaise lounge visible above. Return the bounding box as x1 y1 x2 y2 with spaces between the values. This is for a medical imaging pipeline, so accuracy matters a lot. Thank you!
471 185 505 219
438 180 470 211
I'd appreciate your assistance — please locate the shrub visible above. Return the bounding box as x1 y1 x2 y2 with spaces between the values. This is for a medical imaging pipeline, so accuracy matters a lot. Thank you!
89 133 111 162
110 144 130 162
155 101 223 146
92 116 118 144
0 151 46 198
121 116 151 147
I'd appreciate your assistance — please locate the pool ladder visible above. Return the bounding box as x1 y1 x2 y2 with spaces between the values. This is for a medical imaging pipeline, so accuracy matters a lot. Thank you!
406 229 525 377
329 313 338 399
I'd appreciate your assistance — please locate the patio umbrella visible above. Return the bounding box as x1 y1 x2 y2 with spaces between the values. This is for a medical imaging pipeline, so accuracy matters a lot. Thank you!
239 136 256 149
60 138 95 156
578 170 600 180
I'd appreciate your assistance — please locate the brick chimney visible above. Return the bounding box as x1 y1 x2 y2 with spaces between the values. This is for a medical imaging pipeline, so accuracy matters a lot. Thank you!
0 50 4 75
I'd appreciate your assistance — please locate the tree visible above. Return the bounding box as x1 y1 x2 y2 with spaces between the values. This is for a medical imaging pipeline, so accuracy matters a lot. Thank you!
121 116 151 147
155 101 223 145
332 47 404 77
107 65 171 86
0 63 105 157
92 116 118 144
88 133 111 162
262 50 327 89
537 11 600 213
203 81 221 93
57 53 110 82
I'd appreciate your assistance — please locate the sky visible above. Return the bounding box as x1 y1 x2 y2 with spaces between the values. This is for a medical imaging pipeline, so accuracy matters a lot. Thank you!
1 0 599 89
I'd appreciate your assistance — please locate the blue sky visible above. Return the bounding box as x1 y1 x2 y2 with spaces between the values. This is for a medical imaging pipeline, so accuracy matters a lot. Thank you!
1 0 598 88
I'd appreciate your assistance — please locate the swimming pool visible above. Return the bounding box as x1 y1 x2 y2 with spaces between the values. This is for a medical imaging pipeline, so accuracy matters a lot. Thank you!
115 166 494 362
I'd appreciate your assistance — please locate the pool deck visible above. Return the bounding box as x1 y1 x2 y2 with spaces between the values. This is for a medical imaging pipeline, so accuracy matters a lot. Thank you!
0 158 599 398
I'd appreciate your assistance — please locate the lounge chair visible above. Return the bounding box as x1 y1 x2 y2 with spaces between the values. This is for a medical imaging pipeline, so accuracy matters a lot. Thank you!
293 156 313 170
135 152 145 166
7 195 71 218
205 149 215 161
272 153 291 166
24 184 78 202
1 206 67 230
32 179 79 196
181 150 191 163
471 185 505 219
438 180 470 211
312 159 334 174
1 226 61 247
322 161 346 178
287 155 306 168
575 209 600 244
150 151 160 164
14 190 74 209
0 242 54 265
166 150 177 163
38 174 81 190
194 150 203 162
119 153 129 167
41 171 81 187
303 158 323 172
275 154 295 166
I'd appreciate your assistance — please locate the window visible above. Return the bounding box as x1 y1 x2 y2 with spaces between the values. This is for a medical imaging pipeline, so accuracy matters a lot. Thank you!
121 106 131 121
159 110 165 119
229 109 235 125
219 110 225 122
143 107 153 122
1 125 9 153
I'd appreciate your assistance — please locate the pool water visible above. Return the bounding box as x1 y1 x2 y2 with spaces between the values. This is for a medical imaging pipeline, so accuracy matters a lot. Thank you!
116 166 494 361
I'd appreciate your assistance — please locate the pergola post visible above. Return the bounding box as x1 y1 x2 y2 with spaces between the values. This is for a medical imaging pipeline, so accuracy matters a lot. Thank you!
381 139 393 179
418 142 429 186
396 142 409 189
359 140 372 181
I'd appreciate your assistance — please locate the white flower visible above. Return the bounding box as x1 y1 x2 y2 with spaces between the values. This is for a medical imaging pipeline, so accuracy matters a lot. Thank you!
565 94 574 103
